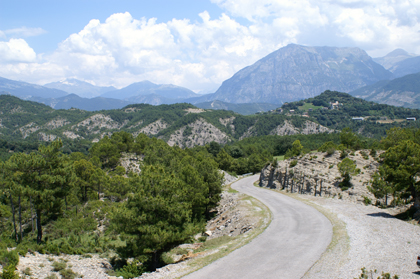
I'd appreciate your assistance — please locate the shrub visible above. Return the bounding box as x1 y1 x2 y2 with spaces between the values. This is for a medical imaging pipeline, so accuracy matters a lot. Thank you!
370 148 377 157
326 147 336 156
52 260 67 271
45 274 59 279
0 250 19 267
0 264 19 279
116 260 145 279
23 267 32 276
360 150 369 160
340 150 348 159
59 268 79 279
363 196 372 205
290 160 298 167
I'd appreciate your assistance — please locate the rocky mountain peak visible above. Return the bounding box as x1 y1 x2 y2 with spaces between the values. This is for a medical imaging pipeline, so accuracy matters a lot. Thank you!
212 44 392 104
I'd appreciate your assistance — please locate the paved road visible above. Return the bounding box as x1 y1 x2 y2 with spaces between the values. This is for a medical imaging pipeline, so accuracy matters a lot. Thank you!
183 175 332 279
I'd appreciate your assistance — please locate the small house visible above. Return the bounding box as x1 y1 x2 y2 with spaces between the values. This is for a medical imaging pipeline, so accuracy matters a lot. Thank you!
352 117 364 121
406 117 416 121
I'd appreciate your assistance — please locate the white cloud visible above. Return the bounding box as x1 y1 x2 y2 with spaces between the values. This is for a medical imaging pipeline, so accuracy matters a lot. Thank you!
3 27 46 37
0 1 419 93
0 39 37 63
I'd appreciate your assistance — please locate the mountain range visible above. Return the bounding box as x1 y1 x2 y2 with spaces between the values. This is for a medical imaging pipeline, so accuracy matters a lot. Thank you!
44 78 116 98
0 44 419 111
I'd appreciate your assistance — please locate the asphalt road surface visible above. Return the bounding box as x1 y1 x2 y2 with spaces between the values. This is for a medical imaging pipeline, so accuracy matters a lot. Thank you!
183 174 332 279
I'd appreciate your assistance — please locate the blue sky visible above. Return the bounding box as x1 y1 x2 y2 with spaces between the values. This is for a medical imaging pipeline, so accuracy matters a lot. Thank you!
1 0 419 93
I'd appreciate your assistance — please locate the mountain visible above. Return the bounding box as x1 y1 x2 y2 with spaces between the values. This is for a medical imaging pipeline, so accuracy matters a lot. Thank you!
0 76 68 99
389 56 420 78
195 100 280 115
350 72 420 109
373 49 417 70
29 94 131 111
210 44 393 104
44 78 116 98
101 81 200 100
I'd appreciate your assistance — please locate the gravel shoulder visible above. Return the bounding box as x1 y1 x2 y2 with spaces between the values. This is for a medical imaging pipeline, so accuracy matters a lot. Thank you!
286 192 420 279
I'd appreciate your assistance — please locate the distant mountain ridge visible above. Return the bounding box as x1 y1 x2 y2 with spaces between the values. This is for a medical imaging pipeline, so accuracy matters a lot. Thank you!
350 72 420 109
101 80 200 100
210 44 393 104
0 76 68 99
44 78 116 98
373 48 417 70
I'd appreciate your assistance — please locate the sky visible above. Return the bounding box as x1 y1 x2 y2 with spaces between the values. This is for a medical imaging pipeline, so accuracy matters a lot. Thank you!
0 0 419 94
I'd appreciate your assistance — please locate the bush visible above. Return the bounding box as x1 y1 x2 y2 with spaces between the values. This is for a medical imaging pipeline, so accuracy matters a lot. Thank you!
0 264 19 279
370 148 377 157
0 250 19 267
360 151 369 160
290 160 298 167
45 274 59 279
52 260 67 271
116 260 145 279
326 147 336 156
363 196 372 205
59 268 78 279
340 150 348 159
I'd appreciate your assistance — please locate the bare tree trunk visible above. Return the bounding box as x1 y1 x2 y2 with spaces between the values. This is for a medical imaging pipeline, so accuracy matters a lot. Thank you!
10 194 18 243
319 179 323 197
18 195 22 241
314 179 318 196
30 196 35 233
36 209 42 244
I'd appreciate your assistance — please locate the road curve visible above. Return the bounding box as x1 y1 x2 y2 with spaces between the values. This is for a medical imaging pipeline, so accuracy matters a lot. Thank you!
183 174 332 279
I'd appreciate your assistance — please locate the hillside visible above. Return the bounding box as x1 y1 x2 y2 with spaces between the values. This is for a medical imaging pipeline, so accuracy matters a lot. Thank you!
195 100 280 115
210 44 392 104
0 95 334 150
277 91 420 138
350 73 420 109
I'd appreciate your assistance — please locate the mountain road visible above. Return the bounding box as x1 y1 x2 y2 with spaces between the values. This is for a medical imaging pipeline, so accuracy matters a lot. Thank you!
183 174 332 279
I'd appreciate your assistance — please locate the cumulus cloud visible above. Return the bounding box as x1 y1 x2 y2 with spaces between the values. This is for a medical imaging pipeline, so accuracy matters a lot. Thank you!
0 39 37 63
0 0 419 93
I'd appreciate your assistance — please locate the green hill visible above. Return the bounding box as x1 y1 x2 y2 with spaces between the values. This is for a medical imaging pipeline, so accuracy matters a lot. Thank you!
278 90 420 138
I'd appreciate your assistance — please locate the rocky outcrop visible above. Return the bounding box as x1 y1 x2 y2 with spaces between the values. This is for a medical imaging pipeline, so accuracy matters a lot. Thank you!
134 119 168 136
63 131 82 139
260 151 380 204
167 118 230 148
19 122 40 139
73 114 125 131
44 118 70 129
38 132 57 142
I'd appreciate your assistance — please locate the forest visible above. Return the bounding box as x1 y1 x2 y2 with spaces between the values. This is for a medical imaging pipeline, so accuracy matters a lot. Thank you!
0 132 224 278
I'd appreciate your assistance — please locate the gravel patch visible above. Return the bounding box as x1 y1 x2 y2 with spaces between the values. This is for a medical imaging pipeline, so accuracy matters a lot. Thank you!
302 195 420 279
